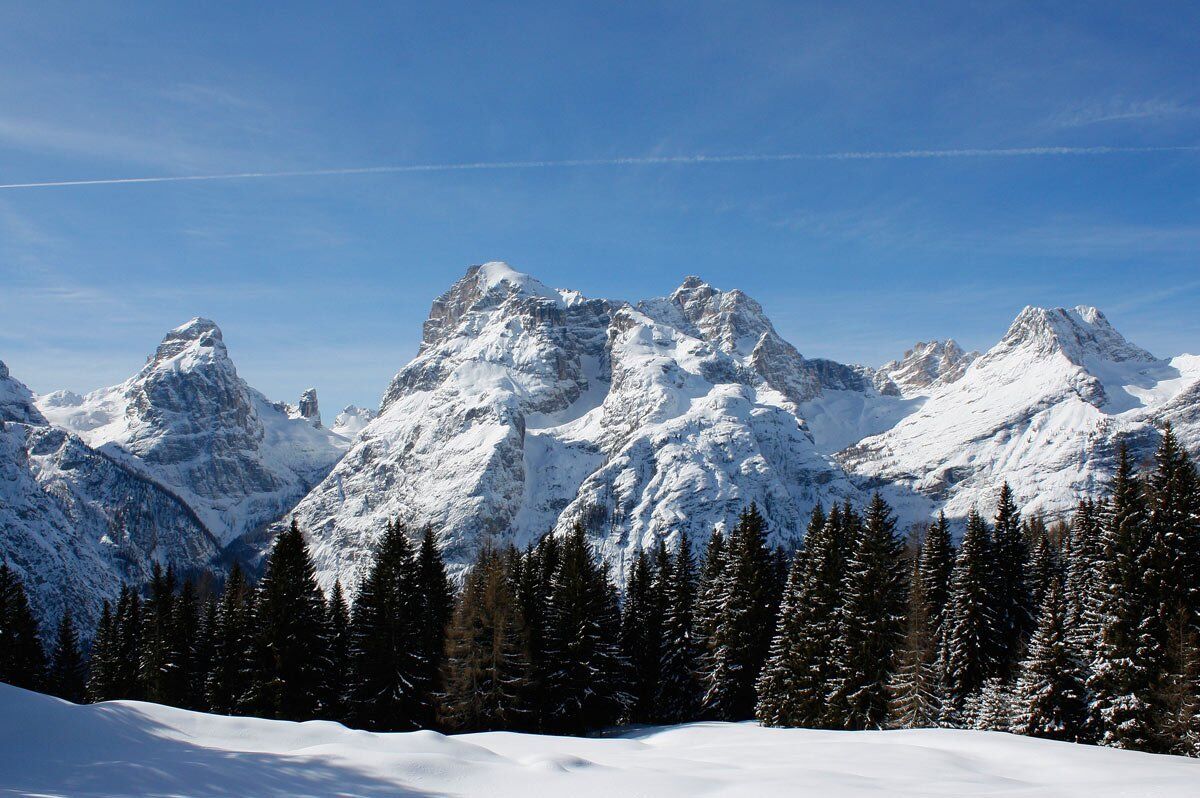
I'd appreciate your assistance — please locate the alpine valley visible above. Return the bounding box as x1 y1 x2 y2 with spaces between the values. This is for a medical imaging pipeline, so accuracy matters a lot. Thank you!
5 262 1199 624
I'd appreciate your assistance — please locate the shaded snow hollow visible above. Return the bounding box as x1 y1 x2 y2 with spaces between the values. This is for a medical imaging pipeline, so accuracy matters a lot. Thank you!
1 684 1197 798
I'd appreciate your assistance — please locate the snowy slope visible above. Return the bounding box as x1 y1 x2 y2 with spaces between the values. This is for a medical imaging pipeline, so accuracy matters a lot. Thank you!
2 684 1198 798
288 263 866 593
331 404 377 439
37 318 348 548
841 306 1200 523
1 362 217 630
0 359 47 425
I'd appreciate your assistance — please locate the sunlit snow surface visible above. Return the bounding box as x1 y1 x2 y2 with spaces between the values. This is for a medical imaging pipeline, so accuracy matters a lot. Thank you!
1 684 1197 798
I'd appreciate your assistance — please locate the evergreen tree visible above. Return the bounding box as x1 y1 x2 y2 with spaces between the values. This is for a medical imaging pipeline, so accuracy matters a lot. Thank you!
349 520 428 731
888 533 943 729
1145 425 1200 753
942 510 999 719
620 548 662 722
167 579 201 709
1013 573 1087 741
322 580 352 722
191 595 218 711
441 545 531 731
701 504 778 720
1025 534 1059 622
918 512 954 635
0 563 44 690
990 484 1031 677
543 523 629 734
657 529 699 724
972 677 1014 732
250 519 329 721
86 600 116 702
694 528 728 685
139 563 182 704
754 504 847 727
1088 445 1160 750
828 494 908 730
206 565 256 714
415 525 453 725
515 535 559 730
46 610 86 703
111 585 144 700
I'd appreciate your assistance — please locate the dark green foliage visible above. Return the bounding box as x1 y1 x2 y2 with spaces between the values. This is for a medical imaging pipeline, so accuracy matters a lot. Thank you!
348 520 428 731
1088 446 1160 750
85 601 117 702
206 565 256 714
46 610 86 703
322 580 352 722
620 549 662 722
755 505 848 727
701 504 779 720
543 523 629 734
0 564 44 691
942 510 999 718
657 530 699 723
415 525 453 725
828 494 908 730
1013 573 1087 741
990 484 1031 677
918 512 954 635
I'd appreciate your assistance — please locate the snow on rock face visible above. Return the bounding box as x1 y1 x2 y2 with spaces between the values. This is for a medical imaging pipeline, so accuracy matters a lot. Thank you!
330 404 378 439
36 318 347 548
0 421 218 633
0 359 48 425
874 339 978 397
840 305 1200 524
289 265 867 594
4 682 1198 798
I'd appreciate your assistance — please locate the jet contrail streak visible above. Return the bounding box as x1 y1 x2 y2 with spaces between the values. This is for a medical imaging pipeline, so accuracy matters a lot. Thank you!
0 145 1196 190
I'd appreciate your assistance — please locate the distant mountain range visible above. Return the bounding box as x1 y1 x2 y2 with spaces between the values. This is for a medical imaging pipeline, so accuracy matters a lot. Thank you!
4 262 1197 625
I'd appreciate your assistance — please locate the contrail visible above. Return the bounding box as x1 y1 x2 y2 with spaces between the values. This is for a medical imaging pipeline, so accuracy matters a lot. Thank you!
0 144 1196 190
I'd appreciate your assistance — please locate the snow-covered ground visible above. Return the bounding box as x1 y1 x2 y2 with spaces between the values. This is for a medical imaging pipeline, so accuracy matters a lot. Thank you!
1 684 1196 798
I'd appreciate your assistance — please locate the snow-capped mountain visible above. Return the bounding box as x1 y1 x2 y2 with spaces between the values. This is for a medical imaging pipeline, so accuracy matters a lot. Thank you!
1 362 217 632
841 306 1200 522
288 262 866 593
331 404 378 439
36 319 348 549
873 339 978 398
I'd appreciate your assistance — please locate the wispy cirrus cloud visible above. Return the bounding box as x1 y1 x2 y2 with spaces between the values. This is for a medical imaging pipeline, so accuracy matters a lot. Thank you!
1049 98 1200 128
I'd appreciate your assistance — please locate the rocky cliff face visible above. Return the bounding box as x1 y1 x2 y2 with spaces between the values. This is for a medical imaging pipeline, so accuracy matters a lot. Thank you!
36 318 348 549
873 340 978 398
0 360 47 425
287 263 866 593
1 364 217 632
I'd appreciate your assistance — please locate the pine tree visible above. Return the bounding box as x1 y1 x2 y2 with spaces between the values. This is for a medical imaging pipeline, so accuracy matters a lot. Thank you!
918 512 954 635
0 563 45 690
206 565 256 714
167 578 201 709
516 535 559 730
754 504 847 727
349 520 429 731
1145 425 1200 753
46 610 86 703
990 484 1031 677
322 580 352 723
1013 573 1087 741
972 677 1014 732
888 531 943 729
941 510 999 719
139 563 179 704
620 548 661 722
1025 533 1059 622
415 525 453 725
441 545 531 731
86 600 116 702
657 529 699 724
701 504 778 720
1088 445 1160 750
543 523 629 734
111 585 144 700
191 594 218 711
250 519 329 721
694 528 728 688
828 494 908 730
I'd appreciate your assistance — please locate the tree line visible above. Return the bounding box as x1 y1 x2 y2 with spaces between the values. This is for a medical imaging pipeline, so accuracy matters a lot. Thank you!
0 425 1197 756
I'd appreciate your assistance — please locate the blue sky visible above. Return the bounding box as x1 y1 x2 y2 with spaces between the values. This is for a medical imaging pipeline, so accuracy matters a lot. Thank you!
1 2 1198 415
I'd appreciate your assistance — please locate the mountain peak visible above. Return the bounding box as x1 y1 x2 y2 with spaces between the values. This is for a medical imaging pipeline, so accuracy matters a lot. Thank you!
150 317 227 367
0 359 48 425
421 262 563 351
1001 305 1156 364
874 339 978 397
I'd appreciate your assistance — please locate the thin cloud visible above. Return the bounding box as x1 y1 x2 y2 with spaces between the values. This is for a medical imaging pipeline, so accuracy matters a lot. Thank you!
1 144 1197 190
